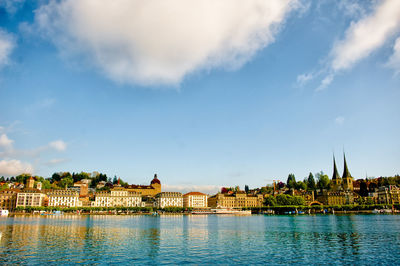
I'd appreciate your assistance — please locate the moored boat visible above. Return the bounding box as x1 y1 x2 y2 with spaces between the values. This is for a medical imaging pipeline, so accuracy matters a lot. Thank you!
0 209 9 217
192 208 251 215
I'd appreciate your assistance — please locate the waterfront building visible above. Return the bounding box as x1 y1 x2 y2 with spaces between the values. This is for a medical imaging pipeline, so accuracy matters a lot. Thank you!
183 192 208 208
293 190 315 205
126 174 161 197
208 192 263 208
141 196 156 208
16 189 47 207
47 190 82 208
377 185 400 205
94 187 142 207
154 192 183 208
0 189 20 210
316 190 355 205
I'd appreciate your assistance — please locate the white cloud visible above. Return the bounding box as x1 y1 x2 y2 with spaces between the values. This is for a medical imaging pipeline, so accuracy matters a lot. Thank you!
337 0 367 18
49 140 67 151
0 28 14 68
387 36 400 75
0 0 25 15
163 184 221 195
296 72 314 86
331 0 400 72
34 0 301 86
335 116 345 125
45 158 68 166
0 133 14 149
316 73 334 91
302 0 400 90
0 159 33 176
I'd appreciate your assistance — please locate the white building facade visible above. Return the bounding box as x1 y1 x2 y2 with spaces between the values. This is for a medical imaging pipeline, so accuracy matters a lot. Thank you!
155 192 183 208
94 189 142 207
16 191 47 207
48 190 82 208
183 192 208 208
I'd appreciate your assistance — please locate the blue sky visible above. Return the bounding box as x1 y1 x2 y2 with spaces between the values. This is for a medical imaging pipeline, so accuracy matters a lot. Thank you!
0 0 399 193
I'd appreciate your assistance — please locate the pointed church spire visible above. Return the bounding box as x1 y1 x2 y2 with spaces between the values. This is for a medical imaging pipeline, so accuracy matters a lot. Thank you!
342 153 352 179
332 154 341 180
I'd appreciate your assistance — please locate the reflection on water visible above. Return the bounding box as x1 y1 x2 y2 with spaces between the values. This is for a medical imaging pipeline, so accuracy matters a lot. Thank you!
1 215 400 264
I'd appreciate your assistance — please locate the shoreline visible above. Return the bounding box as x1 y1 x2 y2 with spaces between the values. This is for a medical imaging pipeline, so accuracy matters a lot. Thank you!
5 211 399 217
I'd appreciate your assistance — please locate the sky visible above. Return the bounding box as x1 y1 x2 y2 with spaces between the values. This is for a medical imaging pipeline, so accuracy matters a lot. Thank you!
0 0 399 194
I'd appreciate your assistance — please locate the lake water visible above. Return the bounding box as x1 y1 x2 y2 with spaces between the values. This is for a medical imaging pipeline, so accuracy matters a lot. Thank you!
1 214 400 265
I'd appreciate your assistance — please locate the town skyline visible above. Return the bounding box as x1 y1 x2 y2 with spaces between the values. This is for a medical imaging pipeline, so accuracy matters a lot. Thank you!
1 1 400 192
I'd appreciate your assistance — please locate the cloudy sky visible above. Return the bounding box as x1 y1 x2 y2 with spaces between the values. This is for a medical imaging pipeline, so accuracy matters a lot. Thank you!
0 0 399 193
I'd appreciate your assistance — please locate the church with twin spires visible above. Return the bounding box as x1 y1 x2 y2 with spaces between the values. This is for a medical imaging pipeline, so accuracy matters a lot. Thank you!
331 154 354 191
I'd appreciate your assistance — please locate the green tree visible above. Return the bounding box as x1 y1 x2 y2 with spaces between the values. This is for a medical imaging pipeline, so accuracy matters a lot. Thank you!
245 185 249 193
317 173 330 191
276 194 291 205
42 180 52 189
286 174 296 190
296 181 307 191
15 173 31 184
291 196 305 205
52 172 62 182
264 195 277 206
359 180 369 197
59 177 73 189
306 172 316 191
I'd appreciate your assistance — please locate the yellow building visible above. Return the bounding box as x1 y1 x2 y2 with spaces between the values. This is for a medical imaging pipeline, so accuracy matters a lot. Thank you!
183 192 208 208
94 187 142 207
126 174 161 197
208 192 263 208
378 185 400 205
47 190 82 208
0 189 20 210
16 189 47 207
317 191 355 205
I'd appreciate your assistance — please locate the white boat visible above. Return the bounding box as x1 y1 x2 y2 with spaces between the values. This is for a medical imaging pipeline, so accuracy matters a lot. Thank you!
192 208 251 215
0 209 9 217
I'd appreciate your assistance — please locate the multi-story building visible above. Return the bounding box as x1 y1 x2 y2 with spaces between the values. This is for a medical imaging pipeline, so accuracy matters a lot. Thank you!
377 185 400 205
16 189 47 207
126 174 161 197
208 192 263 208
316 191 355 205
0 189 20 210
154 192 183 208
183 192 208 208
47 190 82 208
94 188 141 207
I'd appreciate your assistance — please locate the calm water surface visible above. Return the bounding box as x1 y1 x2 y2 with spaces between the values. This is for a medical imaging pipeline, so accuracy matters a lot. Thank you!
1 214 400 265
